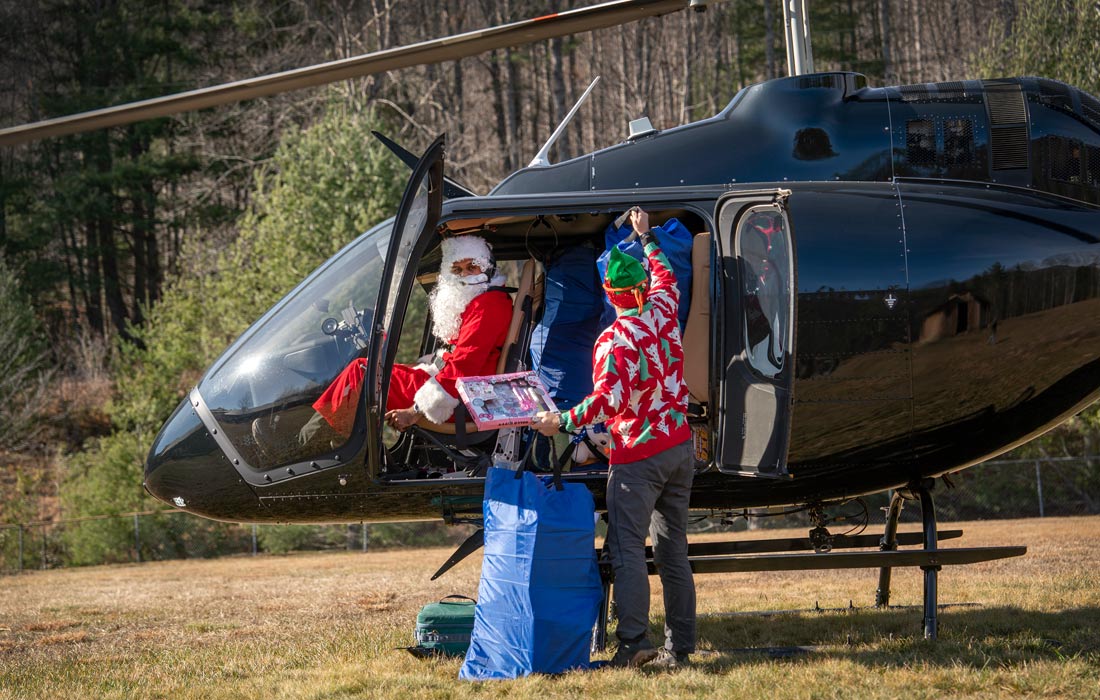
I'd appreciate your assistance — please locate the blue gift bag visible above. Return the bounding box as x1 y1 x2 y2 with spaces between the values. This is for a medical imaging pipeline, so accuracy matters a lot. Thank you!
459 467 603 680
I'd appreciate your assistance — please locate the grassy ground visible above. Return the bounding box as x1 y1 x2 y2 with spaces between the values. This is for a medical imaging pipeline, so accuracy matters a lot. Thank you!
1 517 1098 700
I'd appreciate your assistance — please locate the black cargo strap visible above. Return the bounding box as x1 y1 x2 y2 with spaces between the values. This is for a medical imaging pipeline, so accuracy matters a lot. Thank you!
515 434 563 491
557 440 577 469
454 401 469 449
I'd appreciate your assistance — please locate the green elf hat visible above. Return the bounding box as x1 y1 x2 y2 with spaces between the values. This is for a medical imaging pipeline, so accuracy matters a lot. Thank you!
603 246 648 309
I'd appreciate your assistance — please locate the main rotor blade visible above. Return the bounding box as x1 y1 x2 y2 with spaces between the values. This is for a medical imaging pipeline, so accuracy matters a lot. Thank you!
372 131 477 198
0 0 690 147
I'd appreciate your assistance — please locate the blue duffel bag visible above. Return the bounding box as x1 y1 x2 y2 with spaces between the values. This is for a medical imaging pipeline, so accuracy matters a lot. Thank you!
459 462 603 680
529 244 604 411
597 217 694 331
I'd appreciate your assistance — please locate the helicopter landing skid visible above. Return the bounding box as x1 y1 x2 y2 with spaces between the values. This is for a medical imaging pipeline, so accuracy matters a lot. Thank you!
591 482 1027 651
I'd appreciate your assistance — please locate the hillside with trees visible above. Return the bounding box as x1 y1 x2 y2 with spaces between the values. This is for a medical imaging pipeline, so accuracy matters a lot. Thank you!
0 0 1096 558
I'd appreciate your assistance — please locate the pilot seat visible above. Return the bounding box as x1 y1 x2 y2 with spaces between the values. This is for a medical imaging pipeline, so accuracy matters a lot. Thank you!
396 256 544 478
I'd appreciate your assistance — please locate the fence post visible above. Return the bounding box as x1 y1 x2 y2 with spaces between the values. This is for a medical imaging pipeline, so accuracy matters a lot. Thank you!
18 525 24 574
41 524 47 569
134 514 142 563
252 524 258 556
1034 460 1045 518
362 523 368 553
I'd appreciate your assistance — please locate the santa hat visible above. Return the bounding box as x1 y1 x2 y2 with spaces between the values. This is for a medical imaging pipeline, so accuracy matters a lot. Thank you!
441 235 494 273
603 246 649 309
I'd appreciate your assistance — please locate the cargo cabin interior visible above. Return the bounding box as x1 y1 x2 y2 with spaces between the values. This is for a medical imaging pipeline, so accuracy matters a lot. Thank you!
381 206 713 482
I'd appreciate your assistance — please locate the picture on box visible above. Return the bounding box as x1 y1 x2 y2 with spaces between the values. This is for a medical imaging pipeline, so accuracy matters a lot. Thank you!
455 371 557 431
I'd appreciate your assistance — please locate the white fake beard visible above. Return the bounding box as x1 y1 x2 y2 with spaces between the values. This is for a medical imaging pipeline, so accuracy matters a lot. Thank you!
428 271 488 343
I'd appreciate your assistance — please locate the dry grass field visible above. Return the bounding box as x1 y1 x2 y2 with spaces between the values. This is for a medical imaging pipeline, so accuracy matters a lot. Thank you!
1 517 1098 700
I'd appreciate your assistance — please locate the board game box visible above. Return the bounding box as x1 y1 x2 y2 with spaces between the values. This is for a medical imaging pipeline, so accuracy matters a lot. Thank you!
455 371 558 431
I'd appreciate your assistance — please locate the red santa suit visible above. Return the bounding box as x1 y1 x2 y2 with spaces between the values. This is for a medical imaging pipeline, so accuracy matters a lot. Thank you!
389 288 512 423
312 235 511 432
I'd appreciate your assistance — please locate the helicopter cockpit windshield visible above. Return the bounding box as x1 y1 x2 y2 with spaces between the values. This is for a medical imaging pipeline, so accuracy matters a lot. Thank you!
195 218 394 472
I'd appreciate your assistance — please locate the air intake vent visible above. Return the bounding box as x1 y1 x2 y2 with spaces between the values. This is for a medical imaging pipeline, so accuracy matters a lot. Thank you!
1046 137 1084 182
799 75 839 90
943 119 976 165
985 81 1028 125
991 126 1029 170
1088 145 1100 185
906 120 936 167
1037 78 1073 107
899 83 931 102
937 82 967 99
1081 92 1100 129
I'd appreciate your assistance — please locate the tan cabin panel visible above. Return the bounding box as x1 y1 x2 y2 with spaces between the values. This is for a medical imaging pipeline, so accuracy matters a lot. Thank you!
681 232 711 403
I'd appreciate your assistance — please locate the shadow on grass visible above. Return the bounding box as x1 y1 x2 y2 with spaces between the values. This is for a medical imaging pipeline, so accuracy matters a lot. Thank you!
651 605 1100 672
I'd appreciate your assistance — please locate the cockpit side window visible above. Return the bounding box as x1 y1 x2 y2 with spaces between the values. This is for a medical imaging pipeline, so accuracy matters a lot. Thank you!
197 219 393 473
737 206 793 379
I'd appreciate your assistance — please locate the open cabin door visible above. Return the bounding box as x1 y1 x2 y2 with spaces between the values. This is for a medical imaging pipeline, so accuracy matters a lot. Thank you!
715 194 795 478
366 135 445 463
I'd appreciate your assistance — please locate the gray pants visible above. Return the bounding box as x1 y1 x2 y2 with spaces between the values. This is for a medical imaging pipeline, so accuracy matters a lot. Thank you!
606 440 696 654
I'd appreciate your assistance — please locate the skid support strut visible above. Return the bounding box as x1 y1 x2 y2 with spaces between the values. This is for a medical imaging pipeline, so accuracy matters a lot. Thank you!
591 565 612 653
874 490 906 607
919 484 940 640
874 479 941 639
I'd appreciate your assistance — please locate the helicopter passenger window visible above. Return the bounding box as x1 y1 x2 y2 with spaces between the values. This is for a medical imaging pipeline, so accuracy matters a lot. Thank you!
738 207 792 379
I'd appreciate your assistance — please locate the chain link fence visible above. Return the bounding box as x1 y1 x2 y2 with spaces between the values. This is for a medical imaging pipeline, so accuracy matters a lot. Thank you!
0 511 472 575
694 455 1099 534
2 456 1096 575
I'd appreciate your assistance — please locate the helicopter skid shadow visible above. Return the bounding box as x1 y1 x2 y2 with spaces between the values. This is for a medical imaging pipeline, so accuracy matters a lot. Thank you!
641 606 1100 672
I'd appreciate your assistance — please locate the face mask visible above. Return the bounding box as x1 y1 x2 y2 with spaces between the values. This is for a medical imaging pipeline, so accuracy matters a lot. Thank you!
459 272 489 285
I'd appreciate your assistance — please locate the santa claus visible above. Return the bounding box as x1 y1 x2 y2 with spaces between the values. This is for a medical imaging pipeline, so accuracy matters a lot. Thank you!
306 234 512 441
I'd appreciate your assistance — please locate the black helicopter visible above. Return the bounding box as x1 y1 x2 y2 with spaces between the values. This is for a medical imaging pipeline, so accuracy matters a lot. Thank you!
141 69 1100 519
6 0 1100 641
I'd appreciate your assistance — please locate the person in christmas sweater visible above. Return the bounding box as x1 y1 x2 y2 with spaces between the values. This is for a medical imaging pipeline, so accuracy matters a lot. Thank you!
301 235 512 446
532 208 695 669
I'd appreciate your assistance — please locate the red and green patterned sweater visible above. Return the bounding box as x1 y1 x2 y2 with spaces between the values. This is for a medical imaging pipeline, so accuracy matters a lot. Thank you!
560 239 691 464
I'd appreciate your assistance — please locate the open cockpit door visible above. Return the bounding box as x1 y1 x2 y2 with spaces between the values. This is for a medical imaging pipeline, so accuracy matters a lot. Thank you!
366 135 445 458
372 130 475 199
715 193 795 477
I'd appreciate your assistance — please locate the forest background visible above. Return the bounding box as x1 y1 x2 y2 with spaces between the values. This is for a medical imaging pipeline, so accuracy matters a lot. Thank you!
0 0 1097 563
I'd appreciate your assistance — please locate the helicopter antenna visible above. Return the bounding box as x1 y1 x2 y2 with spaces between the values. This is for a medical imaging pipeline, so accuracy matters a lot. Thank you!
782 0 815 76
528 76 602 168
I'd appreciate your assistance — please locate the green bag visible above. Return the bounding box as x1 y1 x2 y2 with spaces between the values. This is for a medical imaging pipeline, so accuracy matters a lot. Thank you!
411 595 476 657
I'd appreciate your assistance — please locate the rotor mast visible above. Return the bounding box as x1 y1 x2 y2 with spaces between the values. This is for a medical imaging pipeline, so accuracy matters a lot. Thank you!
782 0 815 76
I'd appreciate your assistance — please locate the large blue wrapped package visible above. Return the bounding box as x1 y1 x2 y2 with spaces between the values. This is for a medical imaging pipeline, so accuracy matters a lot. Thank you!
597 217 694 330
459 467 603 680
529 244 604 410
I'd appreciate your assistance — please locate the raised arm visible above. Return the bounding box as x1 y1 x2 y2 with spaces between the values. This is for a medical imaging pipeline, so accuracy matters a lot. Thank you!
630 208 678 305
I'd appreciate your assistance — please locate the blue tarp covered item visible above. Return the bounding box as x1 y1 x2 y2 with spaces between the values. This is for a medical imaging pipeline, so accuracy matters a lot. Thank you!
459 467 603 680
529 244 604 411
597 217 694 331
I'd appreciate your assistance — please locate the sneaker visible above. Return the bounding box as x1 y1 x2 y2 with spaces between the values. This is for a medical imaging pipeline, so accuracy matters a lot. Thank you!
649 648 690 670
608 639 658 668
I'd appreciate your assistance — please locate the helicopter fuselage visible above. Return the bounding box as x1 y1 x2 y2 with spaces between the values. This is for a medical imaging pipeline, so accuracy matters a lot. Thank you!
144 73 1100 524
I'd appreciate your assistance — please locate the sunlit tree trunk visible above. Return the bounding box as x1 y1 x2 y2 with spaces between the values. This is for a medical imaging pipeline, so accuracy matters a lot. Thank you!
880 0 893 82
